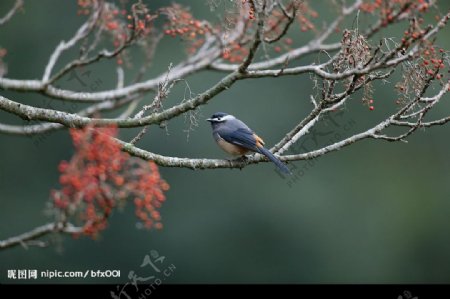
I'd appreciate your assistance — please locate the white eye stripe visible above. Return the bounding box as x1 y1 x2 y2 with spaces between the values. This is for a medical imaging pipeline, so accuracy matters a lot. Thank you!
210 114 234 122
220 115 234 121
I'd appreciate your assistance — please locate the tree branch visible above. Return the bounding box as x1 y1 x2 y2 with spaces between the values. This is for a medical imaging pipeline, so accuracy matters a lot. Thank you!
0 94 141 135
0 222 82 250
42 1 103 83
238 0 265 73
0 48 219 102
211 0 362 72
0 71 241 128
0 0 448 172
264 0 297 44
0 0 23 26
116 80 449 170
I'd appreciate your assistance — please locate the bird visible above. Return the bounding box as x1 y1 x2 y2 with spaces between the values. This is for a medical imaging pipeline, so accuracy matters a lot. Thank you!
206 112 291 174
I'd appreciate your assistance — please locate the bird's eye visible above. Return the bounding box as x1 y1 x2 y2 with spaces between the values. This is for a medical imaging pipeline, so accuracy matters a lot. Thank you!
217 117 221 121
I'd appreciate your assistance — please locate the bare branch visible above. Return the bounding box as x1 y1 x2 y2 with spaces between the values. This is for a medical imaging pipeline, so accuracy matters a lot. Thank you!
0 48 219 102
114 115 391 170
264 1 298 44
0 95 140 135
116 79 449 171
272 97 348 155
0 222 82 250
46 3 150 86
0 0 23 26
42 2 103 83
238 0 266 73
393 116 450 128
130 64 176 145
0 71 241 128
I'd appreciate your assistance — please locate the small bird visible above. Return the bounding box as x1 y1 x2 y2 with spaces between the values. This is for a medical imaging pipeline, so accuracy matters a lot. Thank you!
207 112 291 174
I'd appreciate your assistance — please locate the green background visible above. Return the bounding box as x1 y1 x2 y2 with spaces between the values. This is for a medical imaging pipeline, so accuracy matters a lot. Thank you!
1 0 450 284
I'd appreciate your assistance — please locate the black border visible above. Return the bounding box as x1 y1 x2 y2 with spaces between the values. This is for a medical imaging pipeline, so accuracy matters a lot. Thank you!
0 284 447 299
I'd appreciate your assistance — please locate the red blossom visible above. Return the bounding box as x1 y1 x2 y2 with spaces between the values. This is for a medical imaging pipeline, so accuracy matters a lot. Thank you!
50 125 169 238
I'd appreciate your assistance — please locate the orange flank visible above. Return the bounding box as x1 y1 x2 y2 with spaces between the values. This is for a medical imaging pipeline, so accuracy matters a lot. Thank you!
253 133 265 148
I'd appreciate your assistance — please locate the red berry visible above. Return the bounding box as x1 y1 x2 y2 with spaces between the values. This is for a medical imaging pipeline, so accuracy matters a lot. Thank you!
106 21 118 31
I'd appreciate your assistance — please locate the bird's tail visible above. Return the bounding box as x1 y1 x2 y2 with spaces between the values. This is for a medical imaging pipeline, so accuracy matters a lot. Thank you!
258 147 291 174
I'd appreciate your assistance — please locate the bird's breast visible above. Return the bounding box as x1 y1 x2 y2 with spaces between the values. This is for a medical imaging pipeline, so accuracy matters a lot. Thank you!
216 138 249 156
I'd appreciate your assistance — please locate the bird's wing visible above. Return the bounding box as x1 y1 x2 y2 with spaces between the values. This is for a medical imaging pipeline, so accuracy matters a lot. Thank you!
220 127 264 151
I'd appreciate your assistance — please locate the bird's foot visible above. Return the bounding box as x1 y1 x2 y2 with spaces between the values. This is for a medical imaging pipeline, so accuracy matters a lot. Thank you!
230 155 249 170
225 155 248 162
235 155 249 163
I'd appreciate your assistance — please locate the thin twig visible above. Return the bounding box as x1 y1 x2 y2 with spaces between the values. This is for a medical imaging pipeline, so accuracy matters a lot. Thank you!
0 0 23 26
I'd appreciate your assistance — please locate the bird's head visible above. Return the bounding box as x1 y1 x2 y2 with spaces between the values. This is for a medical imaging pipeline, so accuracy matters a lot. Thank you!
206 112 235 125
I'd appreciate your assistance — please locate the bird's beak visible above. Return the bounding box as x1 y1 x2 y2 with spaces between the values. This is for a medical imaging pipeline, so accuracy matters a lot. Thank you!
206 118 213 122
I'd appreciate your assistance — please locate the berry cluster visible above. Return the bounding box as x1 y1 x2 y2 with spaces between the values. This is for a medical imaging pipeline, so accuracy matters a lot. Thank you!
125 1 155 35
421 45 446 79
77 1 156 66
396 41 448 106
77 0 94 15
51 125 169 238
360 0 430 19
396 11 447 101
296 2 318 32
161 4 209 55
264 1 317 55
241 0 256 20
100 4 129 66
222 42 250 63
